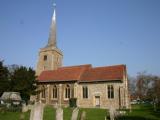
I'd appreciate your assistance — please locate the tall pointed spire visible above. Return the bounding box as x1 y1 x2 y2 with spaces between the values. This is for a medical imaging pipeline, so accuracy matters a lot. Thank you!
36 3 63 76
47 4 56 47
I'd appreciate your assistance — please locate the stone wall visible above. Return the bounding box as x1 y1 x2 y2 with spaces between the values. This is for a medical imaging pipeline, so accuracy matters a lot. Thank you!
77 82 126 109
36 47 63 76
37 81 130 109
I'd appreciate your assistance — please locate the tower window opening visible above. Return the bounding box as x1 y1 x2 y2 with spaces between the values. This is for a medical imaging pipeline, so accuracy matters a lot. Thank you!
44 55 47 61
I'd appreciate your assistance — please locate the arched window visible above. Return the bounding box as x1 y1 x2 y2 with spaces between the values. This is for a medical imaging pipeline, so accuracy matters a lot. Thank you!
65 85 70 99
52 85 58 99
108 85 114 99
83 86 88 98
41 86 45 98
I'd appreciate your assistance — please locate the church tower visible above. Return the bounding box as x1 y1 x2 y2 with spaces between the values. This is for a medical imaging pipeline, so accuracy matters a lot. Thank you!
36 6 63 76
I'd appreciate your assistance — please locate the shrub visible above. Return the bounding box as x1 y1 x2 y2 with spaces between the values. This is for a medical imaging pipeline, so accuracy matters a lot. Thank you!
0 100 22 112
69 98 77 107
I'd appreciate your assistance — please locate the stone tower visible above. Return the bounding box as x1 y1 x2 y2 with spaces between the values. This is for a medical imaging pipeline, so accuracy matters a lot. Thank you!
36 7 63 76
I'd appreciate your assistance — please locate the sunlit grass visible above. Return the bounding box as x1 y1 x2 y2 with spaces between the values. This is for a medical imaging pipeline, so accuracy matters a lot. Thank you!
118 104 160 120
63 107 73 120
77 108 107 120
43 105 56 120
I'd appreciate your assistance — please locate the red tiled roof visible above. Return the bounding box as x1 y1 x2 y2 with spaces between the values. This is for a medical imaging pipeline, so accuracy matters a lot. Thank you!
38 64 92 81
38 64 126 82
80 65 125 82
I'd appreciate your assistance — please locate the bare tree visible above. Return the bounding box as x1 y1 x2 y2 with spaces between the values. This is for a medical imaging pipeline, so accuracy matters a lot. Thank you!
128 76 136 96
134 72 160 110
136 72 153 100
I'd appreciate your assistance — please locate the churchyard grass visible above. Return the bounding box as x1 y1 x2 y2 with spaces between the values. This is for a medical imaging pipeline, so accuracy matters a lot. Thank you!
77 104 160 120
63 107 73 120
77 108 107 120
0 110 30 120
43 105 56 120
117 104 160 120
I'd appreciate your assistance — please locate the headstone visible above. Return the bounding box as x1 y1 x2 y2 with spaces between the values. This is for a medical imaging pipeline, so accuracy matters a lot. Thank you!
22 103 28 112
81 111 86 120
71 107 79 120
56 107 63 120
109 106 116 120
30 102 44 120
19 113 25 120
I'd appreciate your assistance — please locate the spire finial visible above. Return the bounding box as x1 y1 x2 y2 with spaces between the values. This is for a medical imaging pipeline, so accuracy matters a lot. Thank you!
53 3 56 8
46 2 57 47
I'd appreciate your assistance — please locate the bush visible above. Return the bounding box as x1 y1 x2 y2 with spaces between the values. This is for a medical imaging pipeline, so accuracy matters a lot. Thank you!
69 98 77 107
6 105 22 112
0 100 22 112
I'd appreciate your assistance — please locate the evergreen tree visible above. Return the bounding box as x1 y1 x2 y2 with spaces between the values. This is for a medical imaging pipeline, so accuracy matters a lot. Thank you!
11 66 37 103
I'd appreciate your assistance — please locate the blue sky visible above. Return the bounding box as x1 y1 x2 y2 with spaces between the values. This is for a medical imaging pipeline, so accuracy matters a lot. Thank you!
0 0 160 76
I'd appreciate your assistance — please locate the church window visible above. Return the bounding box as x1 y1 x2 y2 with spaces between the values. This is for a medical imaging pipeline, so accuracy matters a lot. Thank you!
65 85 70 99
44 55 47 61
108 85 114 99
41 86 45 98
83 86 88 98
71 87 74 98
52 85 58 99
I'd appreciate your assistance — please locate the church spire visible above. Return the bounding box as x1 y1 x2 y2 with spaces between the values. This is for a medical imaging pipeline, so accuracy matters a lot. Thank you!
36 3 63 76
47 4 56 47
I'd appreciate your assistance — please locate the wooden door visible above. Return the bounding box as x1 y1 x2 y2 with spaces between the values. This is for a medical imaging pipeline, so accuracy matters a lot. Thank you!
95 96 100 107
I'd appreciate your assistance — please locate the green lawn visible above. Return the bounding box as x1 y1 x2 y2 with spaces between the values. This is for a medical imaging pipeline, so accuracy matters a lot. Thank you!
0 111 30 120
43 105 56 120
1 104 158 120
118 104 160 120
77 108 107 120
63 107 73 120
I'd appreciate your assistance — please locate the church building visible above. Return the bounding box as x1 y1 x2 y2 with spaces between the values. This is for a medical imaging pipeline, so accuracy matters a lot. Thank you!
35 7 130 109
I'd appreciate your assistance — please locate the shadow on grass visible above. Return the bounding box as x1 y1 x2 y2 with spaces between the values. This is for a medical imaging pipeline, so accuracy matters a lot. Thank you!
0 111 30 120
150 111 160 119
116 116 158 120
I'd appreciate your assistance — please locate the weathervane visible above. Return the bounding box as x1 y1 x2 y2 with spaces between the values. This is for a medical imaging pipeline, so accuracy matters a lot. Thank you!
53 2 56 8
53 3 56 7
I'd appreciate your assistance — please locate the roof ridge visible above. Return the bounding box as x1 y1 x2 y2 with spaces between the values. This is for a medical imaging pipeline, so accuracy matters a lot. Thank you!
58 64 92 69
92 64 125 69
